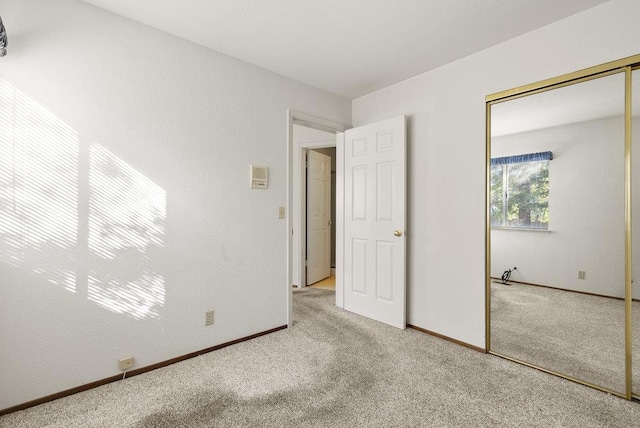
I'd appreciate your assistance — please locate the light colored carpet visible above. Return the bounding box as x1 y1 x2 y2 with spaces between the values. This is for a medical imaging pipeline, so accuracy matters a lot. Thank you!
3 288 640 427
491 281 640 395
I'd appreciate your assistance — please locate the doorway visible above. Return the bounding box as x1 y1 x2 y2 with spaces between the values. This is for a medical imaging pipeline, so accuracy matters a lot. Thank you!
287 111 407 329
306 147 336 289
292 127 336 289
287 110 346 328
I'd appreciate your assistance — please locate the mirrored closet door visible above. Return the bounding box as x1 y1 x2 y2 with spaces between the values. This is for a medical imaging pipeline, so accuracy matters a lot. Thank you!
633 67 640 399
488 69 629 395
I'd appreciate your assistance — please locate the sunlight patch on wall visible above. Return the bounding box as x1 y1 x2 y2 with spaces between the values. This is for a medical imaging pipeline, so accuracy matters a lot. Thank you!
0 80 78 292
0 80 167 320
87 270 165 320
88 144 166 319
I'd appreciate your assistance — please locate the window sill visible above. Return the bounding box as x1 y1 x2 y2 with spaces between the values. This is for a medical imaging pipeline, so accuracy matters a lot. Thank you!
491 227 551 233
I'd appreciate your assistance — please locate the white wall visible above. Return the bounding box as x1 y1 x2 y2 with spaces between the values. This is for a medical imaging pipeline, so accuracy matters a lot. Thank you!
291 125 336 286
352 0 640 348
0 0 350 410
491 116 627 299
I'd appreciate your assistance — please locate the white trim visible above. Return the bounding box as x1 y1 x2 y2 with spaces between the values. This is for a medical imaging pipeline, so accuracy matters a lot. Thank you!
287 110 347 328
491 227 551 233
335 132 345 309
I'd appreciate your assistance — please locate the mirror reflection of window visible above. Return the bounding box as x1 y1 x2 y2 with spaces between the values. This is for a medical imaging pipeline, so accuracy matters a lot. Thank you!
490 71 626 394
490 152 550 230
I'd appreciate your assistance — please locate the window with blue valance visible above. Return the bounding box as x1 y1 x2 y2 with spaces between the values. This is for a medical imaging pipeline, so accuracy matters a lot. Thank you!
491 151 553 166
490 151 551 230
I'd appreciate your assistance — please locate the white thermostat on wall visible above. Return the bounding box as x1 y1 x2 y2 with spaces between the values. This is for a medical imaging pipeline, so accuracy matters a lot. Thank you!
250 165 269 189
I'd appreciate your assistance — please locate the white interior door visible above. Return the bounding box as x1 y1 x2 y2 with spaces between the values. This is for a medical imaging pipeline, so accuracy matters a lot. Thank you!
306 150 332 285
344 115 406 329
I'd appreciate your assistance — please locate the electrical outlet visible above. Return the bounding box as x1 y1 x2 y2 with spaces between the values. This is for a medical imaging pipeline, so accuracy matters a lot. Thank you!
578 271 586 280
118 356 134 371
278 206 285 219
205 310 214 326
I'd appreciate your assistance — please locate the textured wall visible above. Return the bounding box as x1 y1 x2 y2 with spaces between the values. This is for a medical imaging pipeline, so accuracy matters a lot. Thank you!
0 0 350 410
352 0 640 348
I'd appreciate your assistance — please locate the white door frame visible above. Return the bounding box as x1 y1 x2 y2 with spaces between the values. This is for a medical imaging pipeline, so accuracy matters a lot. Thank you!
287 110 347 328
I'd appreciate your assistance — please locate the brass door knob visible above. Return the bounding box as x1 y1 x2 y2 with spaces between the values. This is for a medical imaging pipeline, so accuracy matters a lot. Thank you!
394 230 402 237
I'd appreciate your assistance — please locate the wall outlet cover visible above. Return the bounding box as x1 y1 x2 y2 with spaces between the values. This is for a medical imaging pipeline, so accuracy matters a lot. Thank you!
118 356 134 371
205 310 214 326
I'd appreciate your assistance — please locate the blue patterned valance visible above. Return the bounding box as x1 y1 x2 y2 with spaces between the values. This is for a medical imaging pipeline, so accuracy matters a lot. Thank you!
491 151 553 166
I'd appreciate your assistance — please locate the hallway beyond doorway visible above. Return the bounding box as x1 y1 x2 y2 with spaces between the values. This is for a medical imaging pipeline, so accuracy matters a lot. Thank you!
309 274 335 291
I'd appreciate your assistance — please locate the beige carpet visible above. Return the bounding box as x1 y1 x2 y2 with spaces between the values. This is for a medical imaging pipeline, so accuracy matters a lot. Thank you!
491 281 640 395
2 288 640 427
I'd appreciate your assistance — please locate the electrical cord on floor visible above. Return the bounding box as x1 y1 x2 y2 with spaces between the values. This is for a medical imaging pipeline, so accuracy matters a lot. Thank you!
501 267 517 285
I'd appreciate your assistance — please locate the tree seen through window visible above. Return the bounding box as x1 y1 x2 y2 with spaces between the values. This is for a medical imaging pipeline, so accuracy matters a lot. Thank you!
491 154 550 230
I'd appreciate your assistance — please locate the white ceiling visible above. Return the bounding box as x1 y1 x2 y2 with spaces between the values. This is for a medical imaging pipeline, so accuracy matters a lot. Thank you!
79 0 610 99
491 72 629 137
491 68 640 137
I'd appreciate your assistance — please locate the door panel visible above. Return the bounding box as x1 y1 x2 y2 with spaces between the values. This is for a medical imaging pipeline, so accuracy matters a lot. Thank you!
376 240 393 301
377 162 394 220
352 238 367 294
344 116 406 329
306 150 331 285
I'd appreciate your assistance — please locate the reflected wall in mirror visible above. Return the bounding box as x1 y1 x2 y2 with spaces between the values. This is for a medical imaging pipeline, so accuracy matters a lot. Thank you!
490 72 627 394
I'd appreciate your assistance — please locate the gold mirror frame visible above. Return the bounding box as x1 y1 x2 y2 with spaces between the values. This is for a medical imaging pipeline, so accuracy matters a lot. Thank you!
485 54 640 400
